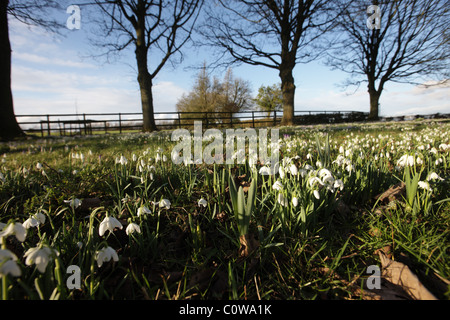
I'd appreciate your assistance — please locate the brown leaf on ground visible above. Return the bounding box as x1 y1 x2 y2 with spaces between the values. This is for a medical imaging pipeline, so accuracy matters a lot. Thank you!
378 251 437 300
375 181 406 205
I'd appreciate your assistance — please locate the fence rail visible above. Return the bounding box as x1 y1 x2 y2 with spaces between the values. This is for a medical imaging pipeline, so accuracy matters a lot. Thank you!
15 110 370 137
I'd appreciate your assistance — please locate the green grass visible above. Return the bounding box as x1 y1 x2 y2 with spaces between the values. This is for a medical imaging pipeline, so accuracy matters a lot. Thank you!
0 119 449 300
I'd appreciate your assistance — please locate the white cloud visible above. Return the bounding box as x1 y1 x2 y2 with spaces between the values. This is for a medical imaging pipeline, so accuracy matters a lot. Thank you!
14 52 97 69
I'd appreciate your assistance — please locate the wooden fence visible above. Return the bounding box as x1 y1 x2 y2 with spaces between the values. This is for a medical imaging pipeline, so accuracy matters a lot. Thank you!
15 110 369 137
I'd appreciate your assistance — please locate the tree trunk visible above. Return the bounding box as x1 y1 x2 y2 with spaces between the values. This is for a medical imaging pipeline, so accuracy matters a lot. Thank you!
135 14 157 132
0 0 25 141
137 69 157 132
368 89 380 121
279 65 295 126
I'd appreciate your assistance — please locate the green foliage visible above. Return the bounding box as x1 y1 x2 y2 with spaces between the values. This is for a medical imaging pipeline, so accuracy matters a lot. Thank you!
0 119 449 300
253 83 282 117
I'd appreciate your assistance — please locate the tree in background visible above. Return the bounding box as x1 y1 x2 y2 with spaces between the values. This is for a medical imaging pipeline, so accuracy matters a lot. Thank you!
254 83 283 118
93 0 203 132
176 65 253 125
199 0 338 126
327 0 449 120
1 0 62 141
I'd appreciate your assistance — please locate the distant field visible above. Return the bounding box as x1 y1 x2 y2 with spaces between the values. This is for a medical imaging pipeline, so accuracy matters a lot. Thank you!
0 120 449 301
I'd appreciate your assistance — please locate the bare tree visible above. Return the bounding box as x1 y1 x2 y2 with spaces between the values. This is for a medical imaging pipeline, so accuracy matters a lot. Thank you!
199 0 337 126
1 0 62 141
92 0 203 132
327 0 449 120
176 65 252 124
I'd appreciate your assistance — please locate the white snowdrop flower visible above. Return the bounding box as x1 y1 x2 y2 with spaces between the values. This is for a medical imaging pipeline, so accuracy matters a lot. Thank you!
299 169 307 178
159 199 171 209
416 157 423 165
277 193 288 207
279 166 285 179
99 216 123 237
289 164 298 176
418 181 432 192
318 168 332 178
322 174 335 185
259 166 272 176
132 154 137 162
24 245 59 273
198 198 208 207
96 246 119 268
0 249 21 277
32 212 46 225
430 147 438 154
64 198 82 209
22 217 39 229
137 206 151 217
162 155 167 162
397 154 415 168
308 177 323 188
0 222 26 242
339 146 345 154
334 179 344 191
126 223 141 235
36 162 43 170
272 180 283 191
306 153 312 160
427 172 444 181
156 153 161 162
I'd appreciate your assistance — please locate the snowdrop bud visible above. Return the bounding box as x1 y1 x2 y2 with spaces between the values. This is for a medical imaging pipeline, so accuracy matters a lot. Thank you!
313 190 320 200
289 164 298 176
279 166 285 179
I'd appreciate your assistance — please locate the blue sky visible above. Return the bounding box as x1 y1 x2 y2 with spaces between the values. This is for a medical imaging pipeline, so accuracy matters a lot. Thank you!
9 4 449 121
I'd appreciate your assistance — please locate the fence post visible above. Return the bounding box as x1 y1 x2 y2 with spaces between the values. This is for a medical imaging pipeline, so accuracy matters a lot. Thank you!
46 115 51 136
205 112 209 129
178 112 181 129
273 111 276 126
252 111 255 128
40 121 44 137
83 113 87 135
119 113 122 134
230 112 232 128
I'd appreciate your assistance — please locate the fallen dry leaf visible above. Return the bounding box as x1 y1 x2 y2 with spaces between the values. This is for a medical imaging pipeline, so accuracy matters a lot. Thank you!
375 182 406 205
378 251 437 300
